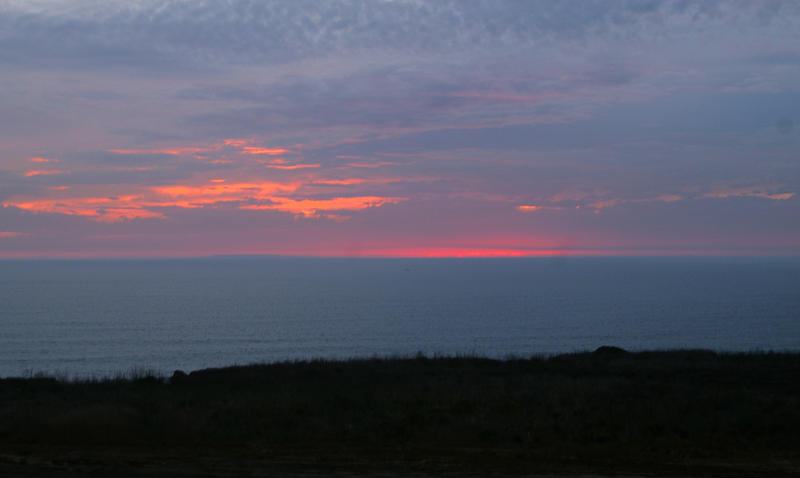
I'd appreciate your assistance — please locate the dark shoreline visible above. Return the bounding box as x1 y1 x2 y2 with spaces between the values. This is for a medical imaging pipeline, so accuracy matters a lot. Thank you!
2 349 799 477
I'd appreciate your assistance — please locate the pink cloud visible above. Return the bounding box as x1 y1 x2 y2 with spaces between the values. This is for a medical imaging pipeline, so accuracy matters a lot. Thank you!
222 139 251 147
264 164 320 170
109 147 212 155
313 179 367 186
0 231 29 238
704 189 795 201
516 205 564 212
108 138 290 159
240 195 405 218
241 146 289 156
24 169 66 177
345 161 401 168
94 208 166 222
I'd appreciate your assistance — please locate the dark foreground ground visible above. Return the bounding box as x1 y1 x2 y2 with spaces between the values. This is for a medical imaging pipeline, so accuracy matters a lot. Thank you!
1 349 799 477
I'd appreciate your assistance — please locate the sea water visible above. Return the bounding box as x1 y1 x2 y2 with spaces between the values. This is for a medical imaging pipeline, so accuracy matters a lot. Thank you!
1 256 798 377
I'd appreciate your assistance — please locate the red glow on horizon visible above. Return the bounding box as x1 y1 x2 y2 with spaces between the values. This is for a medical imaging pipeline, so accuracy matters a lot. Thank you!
0 243 797 259
354 248 566 258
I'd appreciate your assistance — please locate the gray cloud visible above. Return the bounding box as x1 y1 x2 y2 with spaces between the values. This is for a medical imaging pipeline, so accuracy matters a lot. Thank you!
1 1 796 72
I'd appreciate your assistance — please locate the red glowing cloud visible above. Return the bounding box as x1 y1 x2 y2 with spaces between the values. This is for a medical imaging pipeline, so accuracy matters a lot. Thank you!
241 147 289 156
240 195 405 217
108 147 213 155
0 231 30 238
108 138 291 160
24 170 66 177
516 205 564 212
265 164 320 170
3 175 405 223
153 181 300 201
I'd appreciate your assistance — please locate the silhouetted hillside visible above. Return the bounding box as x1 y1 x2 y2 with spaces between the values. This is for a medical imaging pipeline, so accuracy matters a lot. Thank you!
1 350 799 476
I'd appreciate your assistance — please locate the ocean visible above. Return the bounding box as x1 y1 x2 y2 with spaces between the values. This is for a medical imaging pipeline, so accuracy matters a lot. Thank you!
1 256 798 378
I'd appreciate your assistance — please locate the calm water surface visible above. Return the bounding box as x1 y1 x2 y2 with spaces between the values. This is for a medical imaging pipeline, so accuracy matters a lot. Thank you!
1 257 798 377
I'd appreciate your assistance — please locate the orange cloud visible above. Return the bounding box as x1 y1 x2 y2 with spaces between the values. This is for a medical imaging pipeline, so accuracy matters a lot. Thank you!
223 139 251 147
4 172 403 223
0 231 29 238
516 205 564 212
241 146 289 155
2 194 166 223
6 198 113 219
109 147 213 155
109 139 292 165
265 164 320 170
153 181 298 200
241 195 404 217
7 181 296 221
24 170 66 177
29 156 58 163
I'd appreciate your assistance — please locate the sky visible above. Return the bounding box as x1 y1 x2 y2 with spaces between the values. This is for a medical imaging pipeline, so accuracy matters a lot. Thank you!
0 0 798 257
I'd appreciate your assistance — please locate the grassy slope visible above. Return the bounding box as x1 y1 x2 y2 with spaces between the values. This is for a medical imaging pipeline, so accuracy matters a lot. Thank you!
1 350 799 476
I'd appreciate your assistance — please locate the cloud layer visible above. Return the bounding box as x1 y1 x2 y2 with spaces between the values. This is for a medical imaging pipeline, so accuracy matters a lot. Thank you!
0 0 798 256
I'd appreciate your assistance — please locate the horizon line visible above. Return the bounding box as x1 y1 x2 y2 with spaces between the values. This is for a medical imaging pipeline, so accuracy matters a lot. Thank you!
2 249 799 260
